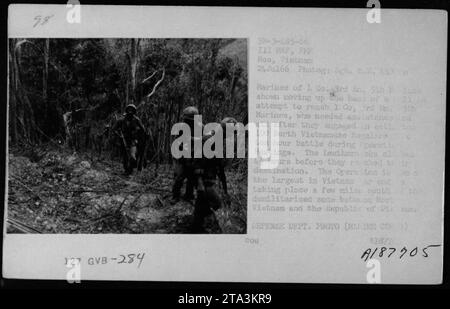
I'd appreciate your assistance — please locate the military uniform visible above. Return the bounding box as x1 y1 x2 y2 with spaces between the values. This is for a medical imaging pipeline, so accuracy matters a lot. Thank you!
190 117 238 232
171 106 200 203
172 156 195 201
192 156 224 233
191 131 228 233
114 104 146 175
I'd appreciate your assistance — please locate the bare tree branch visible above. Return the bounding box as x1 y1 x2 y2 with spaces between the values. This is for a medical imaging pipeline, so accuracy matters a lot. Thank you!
141 70 158 84
146 68 165 99
136 68 166 111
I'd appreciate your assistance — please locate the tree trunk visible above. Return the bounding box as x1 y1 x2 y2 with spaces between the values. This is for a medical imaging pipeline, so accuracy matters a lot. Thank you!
43 38 49 131
226 64 238 118
18 43 38 144
130 38 140 103
43 39 49 106
125 77 129 109
8 39 18 144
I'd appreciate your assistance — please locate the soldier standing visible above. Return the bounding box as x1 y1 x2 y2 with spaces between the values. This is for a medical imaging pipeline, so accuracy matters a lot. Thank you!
191 138 224 233
113 104 146 175
191 117 238 233
218 116 238 205
170 106 200 204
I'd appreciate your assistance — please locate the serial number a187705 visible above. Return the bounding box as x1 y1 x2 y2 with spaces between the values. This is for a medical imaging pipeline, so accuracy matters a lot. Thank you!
361 245 441 262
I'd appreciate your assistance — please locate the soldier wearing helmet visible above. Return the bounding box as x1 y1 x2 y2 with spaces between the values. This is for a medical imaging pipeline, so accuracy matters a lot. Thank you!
190 116 238 233
182 106 199 121
220 117 238 129
218 117 238 200
113 104 146 175
170 106 201 204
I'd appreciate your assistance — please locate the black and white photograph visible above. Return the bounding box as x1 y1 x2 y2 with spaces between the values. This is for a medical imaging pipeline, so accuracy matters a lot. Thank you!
7 38 248 234
2 3 447 287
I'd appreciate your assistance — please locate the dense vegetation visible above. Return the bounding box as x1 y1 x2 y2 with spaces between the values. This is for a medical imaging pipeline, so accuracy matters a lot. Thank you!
9 38 248 163
7 38 248 234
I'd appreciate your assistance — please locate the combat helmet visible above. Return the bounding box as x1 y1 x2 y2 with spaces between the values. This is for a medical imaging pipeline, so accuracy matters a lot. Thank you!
220 117 238 130
125 104 137 114
182 106 199 121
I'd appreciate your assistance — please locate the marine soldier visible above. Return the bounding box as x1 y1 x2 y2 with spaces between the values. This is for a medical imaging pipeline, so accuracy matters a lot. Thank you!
218 116 238 205
170 106 199 204
191 117 238 233
113 104 146 175
191 135 224 233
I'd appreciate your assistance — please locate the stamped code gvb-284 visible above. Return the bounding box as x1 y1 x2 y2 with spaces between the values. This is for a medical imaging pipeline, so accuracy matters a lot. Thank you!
65 252 145 268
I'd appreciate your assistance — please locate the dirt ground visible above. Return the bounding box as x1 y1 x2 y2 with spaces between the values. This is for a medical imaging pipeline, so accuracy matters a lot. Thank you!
6 146 247 234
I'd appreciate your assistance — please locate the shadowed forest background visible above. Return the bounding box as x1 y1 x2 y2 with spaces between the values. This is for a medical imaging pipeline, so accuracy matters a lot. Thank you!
7 38 248 234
